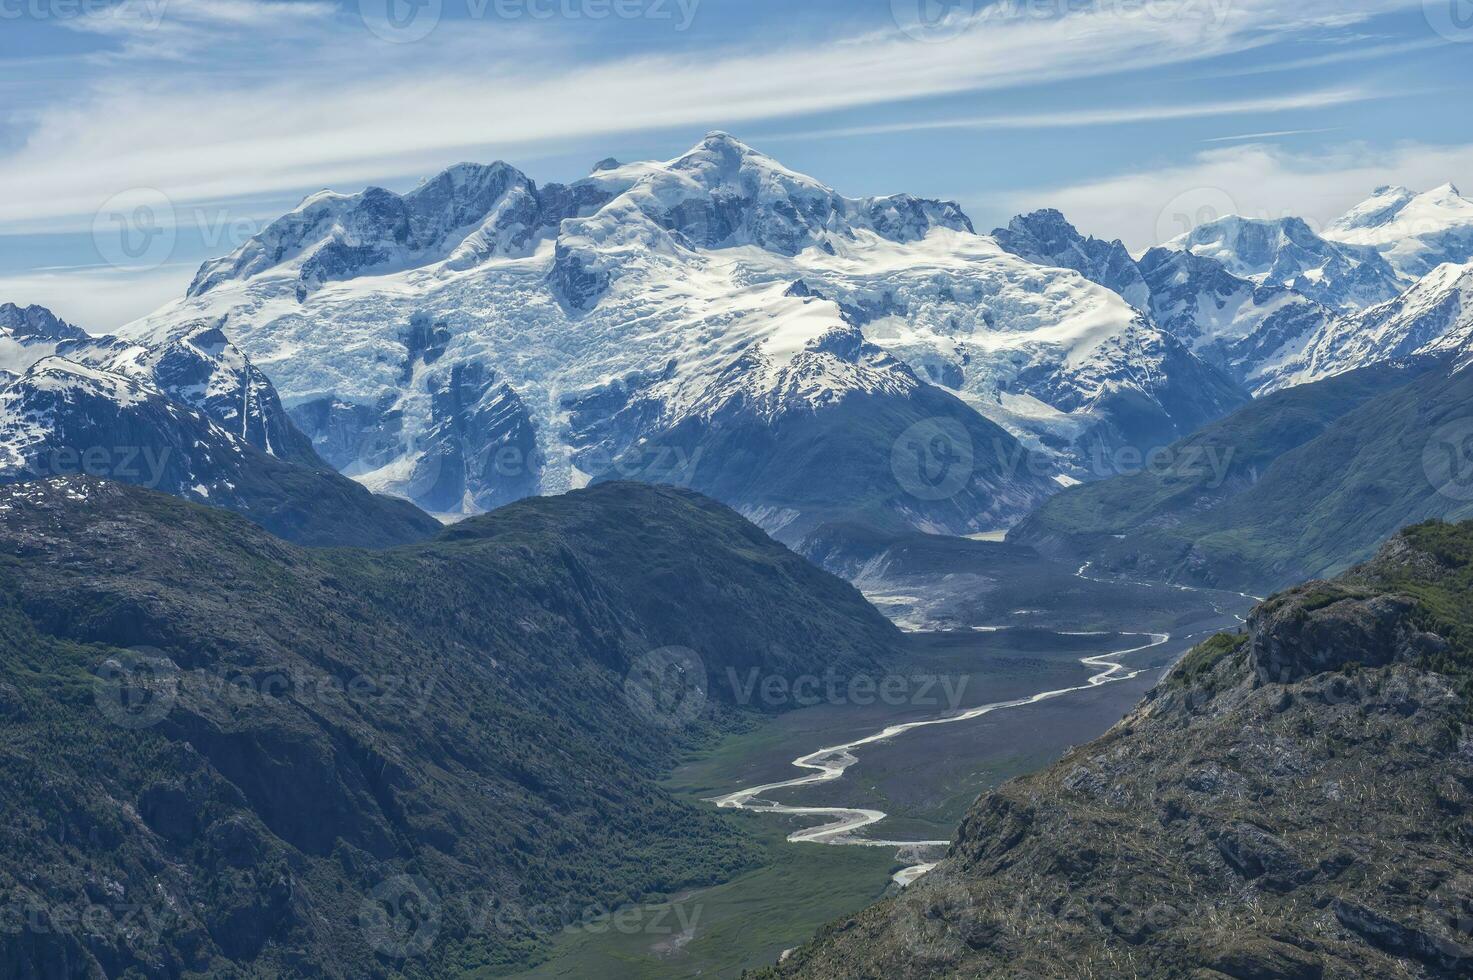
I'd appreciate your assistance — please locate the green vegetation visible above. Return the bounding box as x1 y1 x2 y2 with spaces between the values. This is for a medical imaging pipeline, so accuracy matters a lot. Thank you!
1353 520 1473 718
1010 361 1471 592
0 478 898 977
1168 632 1247 689
493 818 896 980
768 517 1473 980
518 619 1245 978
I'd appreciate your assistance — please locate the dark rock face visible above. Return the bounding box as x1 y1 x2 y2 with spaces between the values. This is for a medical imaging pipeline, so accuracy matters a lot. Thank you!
992 209 1150 308
1248 588 1445 683
410 360 542 513
398 313 452 382
549 241 610 312
145 323 319 466
0 302 90 343
773 523 1473 979
289 393 403 471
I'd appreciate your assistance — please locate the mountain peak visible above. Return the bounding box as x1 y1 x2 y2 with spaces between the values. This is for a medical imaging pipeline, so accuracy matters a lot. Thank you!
188 158 547 297
1167 212 1403 312
1325 182 1473 279
1000 208 1077 236
1373 182 1416 199
991 209 1149 309
671 131 809 185
0 302 87 343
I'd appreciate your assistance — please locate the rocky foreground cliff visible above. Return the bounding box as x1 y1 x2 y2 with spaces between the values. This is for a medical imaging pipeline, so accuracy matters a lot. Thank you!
769 521 1473 979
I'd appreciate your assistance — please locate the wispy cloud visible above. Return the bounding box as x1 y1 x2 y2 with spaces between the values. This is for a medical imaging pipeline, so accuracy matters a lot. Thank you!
757 89 1385 142
1011 140 1473 251
1202 128 1340 143
1200 36 1450 77
0 0 1428 227
0 262 194 331
62 0 337 61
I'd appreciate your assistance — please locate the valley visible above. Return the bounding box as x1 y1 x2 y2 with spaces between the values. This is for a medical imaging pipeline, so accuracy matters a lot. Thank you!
4 34 1473 976
505 564 1252 978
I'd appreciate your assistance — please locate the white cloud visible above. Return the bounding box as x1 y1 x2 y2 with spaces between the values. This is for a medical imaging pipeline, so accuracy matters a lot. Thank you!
0 0 1426 227
62 0 337 61
1201 128 1338 143
1009 141 1473 251
1197 36 1450 77
756 89 1385 142
0 263 194 332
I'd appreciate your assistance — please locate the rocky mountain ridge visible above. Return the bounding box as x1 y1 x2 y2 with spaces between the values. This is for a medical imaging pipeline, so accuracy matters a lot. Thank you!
770 519 1473 978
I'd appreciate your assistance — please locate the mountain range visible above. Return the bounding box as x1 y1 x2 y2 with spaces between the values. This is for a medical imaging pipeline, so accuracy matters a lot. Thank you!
993 188 1473 399
119 133 1254 538
0 303 437 547
4 136 1473 560
5 132 1473 980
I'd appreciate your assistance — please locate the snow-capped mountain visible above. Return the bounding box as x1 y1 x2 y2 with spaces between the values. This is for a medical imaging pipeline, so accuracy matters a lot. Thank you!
0 303 92 362
189 162 603 302
1325 183 1473 280
1133 248 1340 394
989 213 1335 396
0 303 436 546
126 133 1245 534
990 209 1150 310
993 198 1473 398
1163 215 1404 313
1265 261 1473 389
0 304 314 467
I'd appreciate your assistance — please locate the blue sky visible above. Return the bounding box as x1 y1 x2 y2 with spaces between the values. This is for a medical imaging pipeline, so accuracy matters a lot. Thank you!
0 0 1470 328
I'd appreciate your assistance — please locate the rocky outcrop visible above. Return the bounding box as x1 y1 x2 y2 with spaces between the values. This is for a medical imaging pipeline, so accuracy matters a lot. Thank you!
772 521 1473 978
992 209 1150 309
1248 586 1446 683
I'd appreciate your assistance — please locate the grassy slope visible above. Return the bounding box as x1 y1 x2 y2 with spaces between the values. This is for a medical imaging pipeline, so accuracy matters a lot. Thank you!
1010 360 1470 592
0 478 897 978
